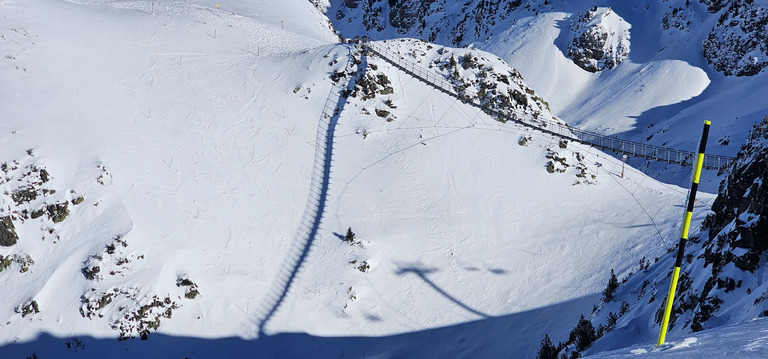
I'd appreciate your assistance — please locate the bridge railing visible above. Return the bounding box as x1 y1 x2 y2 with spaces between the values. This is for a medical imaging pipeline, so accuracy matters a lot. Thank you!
360 40 735 171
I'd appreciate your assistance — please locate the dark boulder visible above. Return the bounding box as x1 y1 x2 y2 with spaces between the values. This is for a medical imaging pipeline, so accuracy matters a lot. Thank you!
47 202 70 223
0 216 19 247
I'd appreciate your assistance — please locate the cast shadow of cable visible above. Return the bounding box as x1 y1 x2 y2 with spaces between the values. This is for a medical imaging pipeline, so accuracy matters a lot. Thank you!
395 265 492 319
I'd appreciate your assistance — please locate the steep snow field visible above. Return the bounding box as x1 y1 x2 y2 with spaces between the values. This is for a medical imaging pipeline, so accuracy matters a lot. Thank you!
0 0 757 358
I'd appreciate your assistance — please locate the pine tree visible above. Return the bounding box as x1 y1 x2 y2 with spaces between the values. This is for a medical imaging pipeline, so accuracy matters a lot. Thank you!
345 227 356 242
569 315 597 352
602 269 619 302
449 55 457 68
536 334 559 359
461 53 474 69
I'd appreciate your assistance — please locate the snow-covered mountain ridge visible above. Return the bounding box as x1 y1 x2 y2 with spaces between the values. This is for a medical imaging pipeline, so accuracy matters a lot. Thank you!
0 0 766 358
332 0 768 78
703 0 768 76
329 0 768 193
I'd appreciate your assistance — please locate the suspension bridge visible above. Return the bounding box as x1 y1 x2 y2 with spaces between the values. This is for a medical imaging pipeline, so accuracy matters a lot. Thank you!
256 40 736 332
359 39 735 170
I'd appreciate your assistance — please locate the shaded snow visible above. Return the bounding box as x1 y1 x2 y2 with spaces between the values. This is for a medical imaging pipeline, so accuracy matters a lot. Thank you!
586 317 768 358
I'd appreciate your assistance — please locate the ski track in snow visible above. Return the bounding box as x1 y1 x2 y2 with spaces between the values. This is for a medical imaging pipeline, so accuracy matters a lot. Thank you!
63 0 329 55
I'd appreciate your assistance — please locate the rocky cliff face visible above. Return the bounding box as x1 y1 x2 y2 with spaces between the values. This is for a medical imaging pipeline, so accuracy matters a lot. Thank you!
387 0 436 33
699 0 731 13
332 0 524 46
567 116 768 357
674 116 768 332
587 116 768 343
703 0 768 76
329 0 768 77
705 116 768 263
566 7 630 73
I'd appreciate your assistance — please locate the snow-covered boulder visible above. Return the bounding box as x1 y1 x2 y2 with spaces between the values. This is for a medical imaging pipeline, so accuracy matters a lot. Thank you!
566 7 631 73
703 0 768 76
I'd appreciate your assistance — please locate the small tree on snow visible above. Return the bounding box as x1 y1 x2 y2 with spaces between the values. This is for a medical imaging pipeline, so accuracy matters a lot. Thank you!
461 53 474 69
536 334 559 359
602 269 619 302
345 227 356 242
449 55 457 68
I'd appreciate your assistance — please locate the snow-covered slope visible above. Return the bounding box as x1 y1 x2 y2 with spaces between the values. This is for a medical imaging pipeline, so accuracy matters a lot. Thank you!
1 0 341 343
1 0 766 358
568 116 768 358
0 0 724 358
330 0 768 192
585 316 768 358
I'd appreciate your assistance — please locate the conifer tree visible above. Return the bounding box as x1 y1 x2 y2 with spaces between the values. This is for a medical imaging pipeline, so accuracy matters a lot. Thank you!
345 227 355 242
536 334 559 359
569 315 597 352
602 269 619 302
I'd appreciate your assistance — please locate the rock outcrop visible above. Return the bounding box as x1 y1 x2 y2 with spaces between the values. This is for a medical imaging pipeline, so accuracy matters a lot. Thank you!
333 0 524 46
703 0 768 76
566 7 630 72
705 116 768 261
0 216 19 247
699 0 731 13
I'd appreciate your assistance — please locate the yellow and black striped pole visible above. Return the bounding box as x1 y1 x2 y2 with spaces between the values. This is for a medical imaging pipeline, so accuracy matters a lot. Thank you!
657 120 711 346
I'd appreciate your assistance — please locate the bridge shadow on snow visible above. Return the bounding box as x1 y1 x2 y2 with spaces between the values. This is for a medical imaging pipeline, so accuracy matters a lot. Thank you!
255 44 366 335
0 295 602 359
